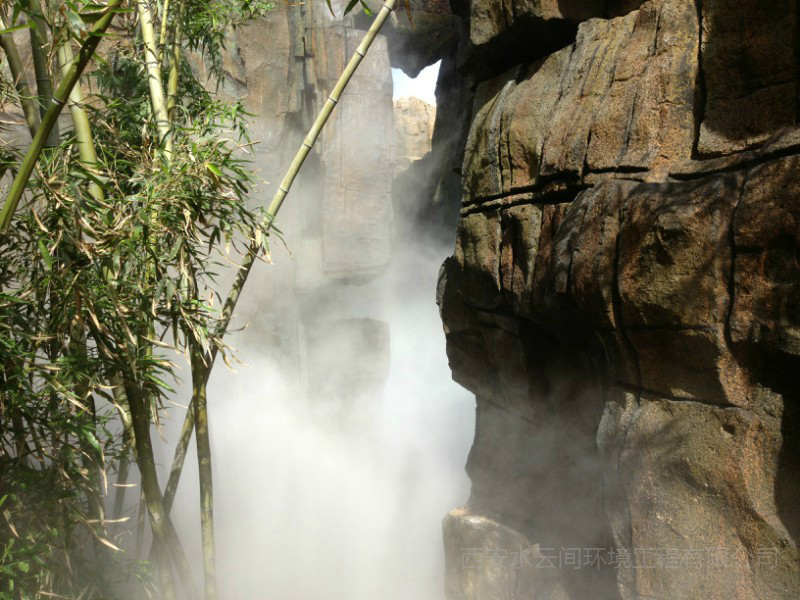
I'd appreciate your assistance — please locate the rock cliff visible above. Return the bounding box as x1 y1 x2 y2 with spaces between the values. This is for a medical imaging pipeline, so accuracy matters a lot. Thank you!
437 1 800 598
2 1 796 597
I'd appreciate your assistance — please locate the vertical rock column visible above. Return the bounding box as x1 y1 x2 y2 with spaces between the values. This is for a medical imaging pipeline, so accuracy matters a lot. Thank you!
438 0 800 598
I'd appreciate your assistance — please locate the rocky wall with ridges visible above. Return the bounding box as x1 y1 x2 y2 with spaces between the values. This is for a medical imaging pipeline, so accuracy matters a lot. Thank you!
438 1 800 598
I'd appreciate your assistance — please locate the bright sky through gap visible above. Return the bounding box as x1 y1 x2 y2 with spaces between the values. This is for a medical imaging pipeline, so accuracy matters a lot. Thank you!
392 60 441 105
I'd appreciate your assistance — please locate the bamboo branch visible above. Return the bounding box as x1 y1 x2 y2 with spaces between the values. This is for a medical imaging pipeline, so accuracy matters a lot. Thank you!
159 0 398 510
0 0 123 232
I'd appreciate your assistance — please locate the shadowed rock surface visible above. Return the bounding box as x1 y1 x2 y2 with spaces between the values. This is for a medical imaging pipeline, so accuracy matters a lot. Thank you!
437 0 800 598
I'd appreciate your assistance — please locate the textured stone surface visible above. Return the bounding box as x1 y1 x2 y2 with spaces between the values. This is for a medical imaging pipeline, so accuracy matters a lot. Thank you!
378 0 460 76
731 156 800 356
598 391 800 600
317 25 395 280
443 510 571 600
441 0 800 598
195 0 396 283
697 0 799 155
394 96 436 170
467 0 605 47
192 0 403 396
462 0 699 203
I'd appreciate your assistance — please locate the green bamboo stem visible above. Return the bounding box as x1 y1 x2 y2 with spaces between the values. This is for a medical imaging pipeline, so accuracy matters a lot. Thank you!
191 343 216 599
162 401 192 513
165 0 184 123
162 250 250 513
158 0 173 56
10 410 31 462
57 38 104 201
0 15 41 137
159 0 398 511
125 380 178 600
112 439 131 520
23 0 59 147
125 379 200 599
112 384 135 523
83 394 111 567
0 0 123 232
137 0 171 162
135 486 147 558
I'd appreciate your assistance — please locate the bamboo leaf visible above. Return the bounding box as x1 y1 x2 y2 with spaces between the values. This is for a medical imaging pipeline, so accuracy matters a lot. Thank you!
38 239 53 271
0 23 32 34
83 429 102 453
0 0 124 231
66 9 89 34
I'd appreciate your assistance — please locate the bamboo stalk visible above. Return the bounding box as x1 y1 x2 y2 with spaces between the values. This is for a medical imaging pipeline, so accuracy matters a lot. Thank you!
125 380 177 600
165 0 184 123
112 440 131 520
135 486 147 558
83 393 111 567
162 252 249 512
158 0 398 511
162 400 192 513
23 0 60 147
158 0 173 55
113 385 135 523
191 343 216 599
0 0 123 232
137 0 171 162
125 379 199 599
0 15 41 137
57 38 104 201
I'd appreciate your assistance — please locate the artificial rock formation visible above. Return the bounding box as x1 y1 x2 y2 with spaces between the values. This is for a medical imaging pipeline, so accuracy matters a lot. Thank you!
188 0 402 404
394 96 436 171
437 0 800 598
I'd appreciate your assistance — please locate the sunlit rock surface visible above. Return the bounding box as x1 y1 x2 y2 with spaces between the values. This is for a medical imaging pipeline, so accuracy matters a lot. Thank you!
394 96 436 171
439 0 800 598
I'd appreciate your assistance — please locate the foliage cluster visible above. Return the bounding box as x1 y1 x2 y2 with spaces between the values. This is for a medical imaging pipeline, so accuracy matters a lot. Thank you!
0 1 272 597
0 0 391 597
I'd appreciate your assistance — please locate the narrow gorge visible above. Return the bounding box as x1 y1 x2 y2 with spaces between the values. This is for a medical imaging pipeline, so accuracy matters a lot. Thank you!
208 1 799 598
2 0 797 598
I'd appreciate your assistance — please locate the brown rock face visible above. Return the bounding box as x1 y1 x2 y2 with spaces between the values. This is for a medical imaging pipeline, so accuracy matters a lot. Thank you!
439 0 800 598
467 0 605 47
